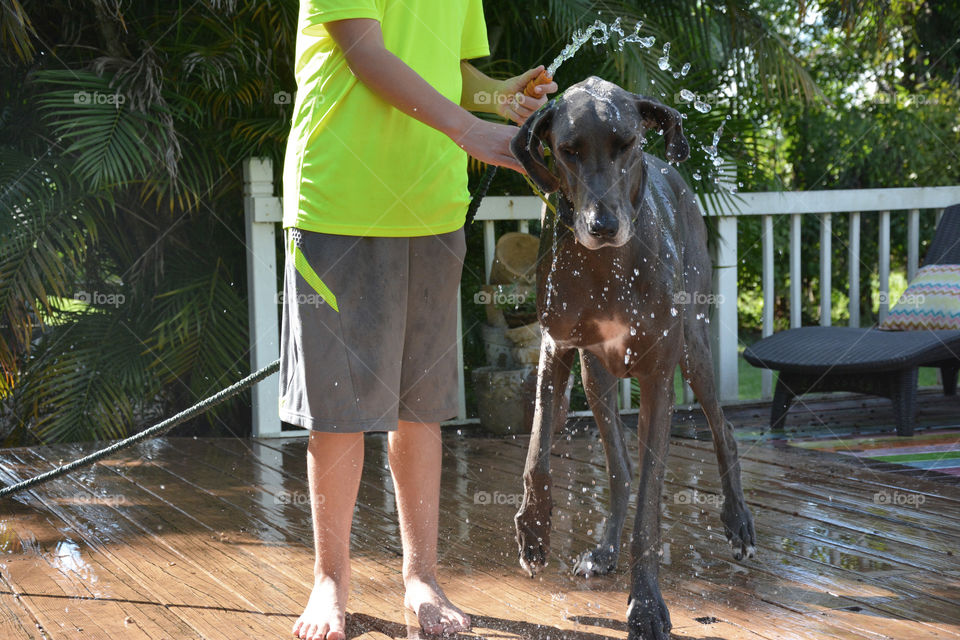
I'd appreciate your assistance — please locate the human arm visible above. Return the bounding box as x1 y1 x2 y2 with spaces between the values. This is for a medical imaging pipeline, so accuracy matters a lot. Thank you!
325 18 522 171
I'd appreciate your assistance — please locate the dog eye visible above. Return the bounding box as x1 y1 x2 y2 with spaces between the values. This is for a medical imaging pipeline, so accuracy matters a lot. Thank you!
556 145 576 158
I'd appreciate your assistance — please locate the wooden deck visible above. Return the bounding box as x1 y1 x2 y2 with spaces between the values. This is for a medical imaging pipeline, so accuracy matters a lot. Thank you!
2 417 959 639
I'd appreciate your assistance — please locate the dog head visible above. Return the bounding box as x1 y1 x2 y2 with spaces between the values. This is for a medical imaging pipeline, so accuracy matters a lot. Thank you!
511 76 689 250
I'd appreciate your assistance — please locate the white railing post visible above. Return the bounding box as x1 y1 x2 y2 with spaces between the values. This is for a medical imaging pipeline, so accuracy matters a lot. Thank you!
711 215 739 402
790 213 802 328
243 157 282 438
907 208 920 281
761 214 774 397
456 283 466 420
483 220 496 283
849 212 861 327
820 212 832 326
878 210 891 323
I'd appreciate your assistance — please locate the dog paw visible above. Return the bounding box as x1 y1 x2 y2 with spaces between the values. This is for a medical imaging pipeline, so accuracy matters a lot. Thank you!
721 499 756 561
573 545 618 577
515 496 553 577
627 581 672 640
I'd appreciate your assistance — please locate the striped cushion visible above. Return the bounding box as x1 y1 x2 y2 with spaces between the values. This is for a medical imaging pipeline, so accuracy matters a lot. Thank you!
880 264 960 330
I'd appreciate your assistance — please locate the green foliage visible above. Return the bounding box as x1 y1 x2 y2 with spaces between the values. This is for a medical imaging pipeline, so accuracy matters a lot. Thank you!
0 0 294 444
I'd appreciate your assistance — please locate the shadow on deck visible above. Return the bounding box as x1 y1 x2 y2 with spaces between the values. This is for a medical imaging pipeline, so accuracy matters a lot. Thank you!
1 400 959 639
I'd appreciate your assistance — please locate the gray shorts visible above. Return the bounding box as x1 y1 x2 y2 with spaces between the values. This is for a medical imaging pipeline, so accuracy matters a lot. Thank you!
279 226 466 432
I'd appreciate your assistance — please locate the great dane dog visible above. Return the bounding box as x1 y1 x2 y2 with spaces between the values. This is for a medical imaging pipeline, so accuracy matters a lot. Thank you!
510 76 756 640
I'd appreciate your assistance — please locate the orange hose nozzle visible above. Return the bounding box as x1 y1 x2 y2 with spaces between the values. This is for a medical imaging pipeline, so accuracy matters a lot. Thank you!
524 70 553 97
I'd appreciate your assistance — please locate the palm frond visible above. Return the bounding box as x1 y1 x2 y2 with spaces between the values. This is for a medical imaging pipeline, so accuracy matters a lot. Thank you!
33 70 177 190
0 0 36 63
13 307 157 443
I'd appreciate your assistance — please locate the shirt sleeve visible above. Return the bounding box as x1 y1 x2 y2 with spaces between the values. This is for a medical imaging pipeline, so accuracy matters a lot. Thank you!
301 0 381 36
460 0 490 60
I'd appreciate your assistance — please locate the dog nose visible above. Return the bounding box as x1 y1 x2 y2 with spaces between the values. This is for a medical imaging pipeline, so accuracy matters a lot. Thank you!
587 216 619 238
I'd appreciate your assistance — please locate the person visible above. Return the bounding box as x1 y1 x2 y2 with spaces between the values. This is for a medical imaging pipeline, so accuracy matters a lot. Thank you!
278 2 557 639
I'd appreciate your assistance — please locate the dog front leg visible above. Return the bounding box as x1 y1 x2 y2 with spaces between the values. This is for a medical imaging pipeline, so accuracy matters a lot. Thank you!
627 373 674 640
515 336 574 577
574 349 632 577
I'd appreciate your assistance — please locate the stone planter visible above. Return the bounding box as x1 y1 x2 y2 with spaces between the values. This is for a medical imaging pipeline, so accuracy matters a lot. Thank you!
505 320 541 366
472 366 536 435
480 323 515 369
472 365 574 436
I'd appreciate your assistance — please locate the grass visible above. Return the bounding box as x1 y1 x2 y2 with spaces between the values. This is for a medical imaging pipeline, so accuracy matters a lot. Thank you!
613 345 942 409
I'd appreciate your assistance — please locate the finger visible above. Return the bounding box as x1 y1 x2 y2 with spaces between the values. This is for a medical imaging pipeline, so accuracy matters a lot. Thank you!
501 155 525 173
535 81 559 97
502 105 525 125
518 94 548 111
519 65 545 84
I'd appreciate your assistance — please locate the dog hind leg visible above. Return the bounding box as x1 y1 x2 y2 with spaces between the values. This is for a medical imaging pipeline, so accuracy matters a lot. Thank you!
680 321 757 560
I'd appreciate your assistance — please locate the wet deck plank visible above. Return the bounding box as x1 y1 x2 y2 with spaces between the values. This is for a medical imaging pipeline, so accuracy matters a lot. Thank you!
0 591 40 639
1 427 958 639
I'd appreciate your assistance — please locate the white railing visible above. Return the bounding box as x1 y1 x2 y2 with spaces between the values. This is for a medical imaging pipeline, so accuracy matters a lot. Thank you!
242 157 960 437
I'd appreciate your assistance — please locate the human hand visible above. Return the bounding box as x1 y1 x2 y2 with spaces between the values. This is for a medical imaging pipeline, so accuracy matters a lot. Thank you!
450 117 524 173
493 66 558 125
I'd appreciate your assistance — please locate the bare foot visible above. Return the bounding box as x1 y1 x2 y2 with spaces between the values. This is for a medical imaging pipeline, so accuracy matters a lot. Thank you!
403 575 470 635
292 574 348 640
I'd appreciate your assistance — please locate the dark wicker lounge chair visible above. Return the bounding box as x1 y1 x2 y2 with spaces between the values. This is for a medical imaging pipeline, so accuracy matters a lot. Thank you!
743 204 960 436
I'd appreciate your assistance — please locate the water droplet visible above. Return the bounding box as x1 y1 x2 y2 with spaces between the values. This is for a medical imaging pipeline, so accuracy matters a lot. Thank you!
657 43 671 70
680 62 691 76
693 99 711 113
679 89 695 102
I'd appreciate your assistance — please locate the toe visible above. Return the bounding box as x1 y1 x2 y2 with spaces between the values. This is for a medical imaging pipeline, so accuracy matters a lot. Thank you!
419 605 443 635
327 617 346 640
441 610 470 633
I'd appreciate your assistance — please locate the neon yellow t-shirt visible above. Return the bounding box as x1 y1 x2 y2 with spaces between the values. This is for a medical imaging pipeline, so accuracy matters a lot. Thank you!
281 0 490 236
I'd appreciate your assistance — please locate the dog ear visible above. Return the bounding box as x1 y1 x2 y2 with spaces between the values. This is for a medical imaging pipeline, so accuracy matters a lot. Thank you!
510 100 560 194
633 96 690 163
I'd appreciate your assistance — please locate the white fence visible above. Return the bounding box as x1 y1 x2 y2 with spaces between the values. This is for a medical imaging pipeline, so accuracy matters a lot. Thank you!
242 157 960 437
